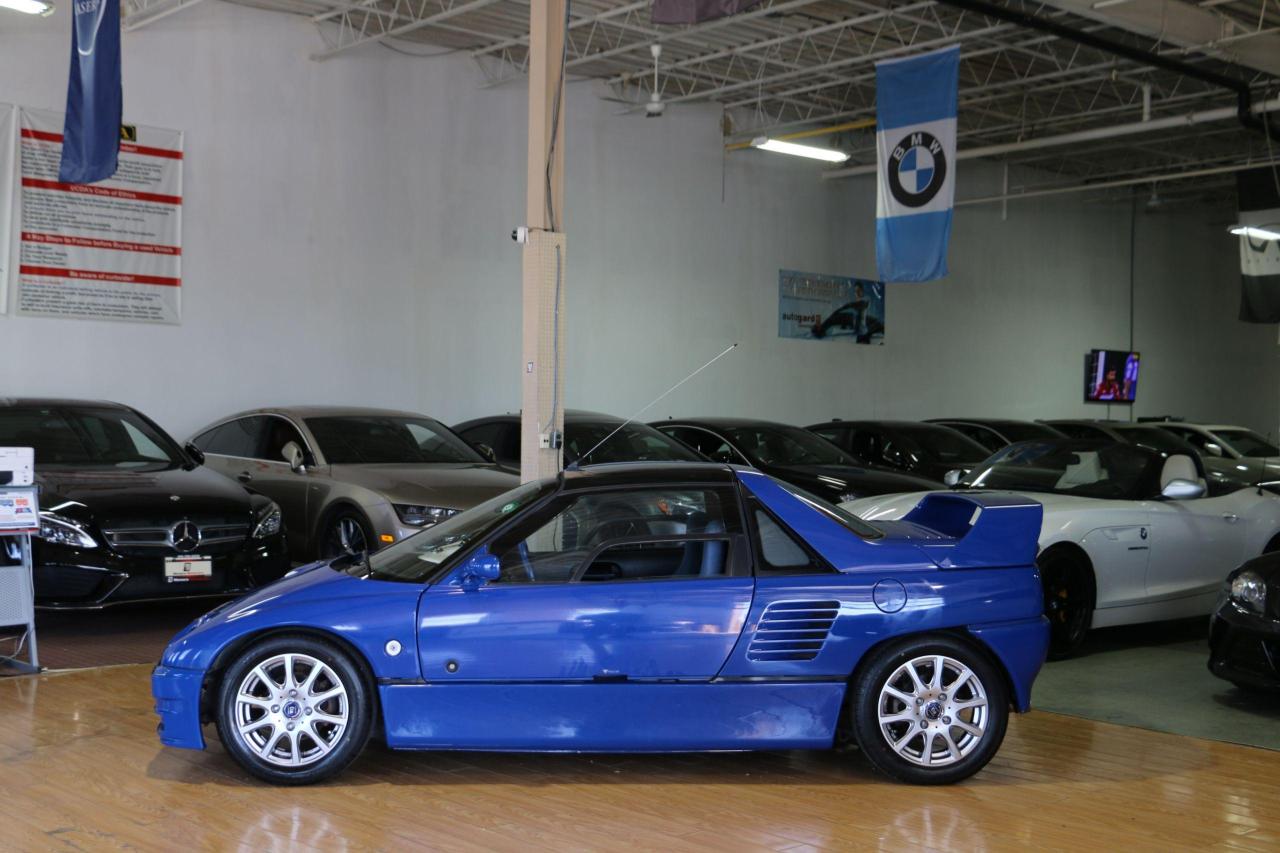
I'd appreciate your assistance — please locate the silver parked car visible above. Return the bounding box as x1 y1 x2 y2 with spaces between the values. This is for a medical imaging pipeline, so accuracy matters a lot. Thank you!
189 407 519 561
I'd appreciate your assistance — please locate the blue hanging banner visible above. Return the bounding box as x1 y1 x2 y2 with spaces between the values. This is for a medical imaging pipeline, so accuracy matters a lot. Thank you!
875 45 959 283
59 0 123 184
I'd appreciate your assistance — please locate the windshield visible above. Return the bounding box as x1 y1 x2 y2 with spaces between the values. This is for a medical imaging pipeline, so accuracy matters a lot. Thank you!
724 425 855 467
0 405 184 470
306 416 483 465
1216 429 1279 458
884 425 986 462
997 422 1062 443
360 479 556 582
568 422 703 464
959 440 1161 500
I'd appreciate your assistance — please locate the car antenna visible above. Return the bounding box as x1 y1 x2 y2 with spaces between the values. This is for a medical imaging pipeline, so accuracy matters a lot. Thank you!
568 342 739 470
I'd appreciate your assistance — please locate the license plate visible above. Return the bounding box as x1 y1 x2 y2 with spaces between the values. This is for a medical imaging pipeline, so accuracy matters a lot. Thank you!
164 556 212 583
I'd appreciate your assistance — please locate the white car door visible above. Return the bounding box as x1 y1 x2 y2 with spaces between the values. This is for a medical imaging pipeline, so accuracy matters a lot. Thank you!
1144 493 1245 600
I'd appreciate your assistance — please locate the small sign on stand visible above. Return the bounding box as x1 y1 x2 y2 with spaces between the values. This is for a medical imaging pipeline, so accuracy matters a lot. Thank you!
0 448 39 675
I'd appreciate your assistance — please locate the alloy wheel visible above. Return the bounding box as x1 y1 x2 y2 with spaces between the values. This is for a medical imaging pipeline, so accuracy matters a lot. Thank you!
876 654 989 768
232 653 349 768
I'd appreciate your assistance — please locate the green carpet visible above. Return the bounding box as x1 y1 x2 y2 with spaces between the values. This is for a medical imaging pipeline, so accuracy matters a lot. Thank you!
1033 618 1280 751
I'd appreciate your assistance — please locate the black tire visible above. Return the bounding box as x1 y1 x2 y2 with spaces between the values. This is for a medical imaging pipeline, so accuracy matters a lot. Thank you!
215 635 373 785
1039 548 1095 660
850 634 1009 785
318 508 375 560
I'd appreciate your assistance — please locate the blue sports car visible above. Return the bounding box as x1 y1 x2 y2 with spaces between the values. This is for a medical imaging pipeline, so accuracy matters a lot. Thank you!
152 463 1048 786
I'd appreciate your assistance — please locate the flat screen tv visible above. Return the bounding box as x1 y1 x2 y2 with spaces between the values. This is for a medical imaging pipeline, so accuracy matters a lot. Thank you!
1085 349 1140 404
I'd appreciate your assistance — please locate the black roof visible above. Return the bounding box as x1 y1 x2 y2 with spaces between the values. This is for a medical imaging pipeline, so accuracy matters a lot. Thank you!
455 409 634 430
930 418 1058 428
560 461 738 490
654 417 801 429
0 398 128 409
805 419 961 430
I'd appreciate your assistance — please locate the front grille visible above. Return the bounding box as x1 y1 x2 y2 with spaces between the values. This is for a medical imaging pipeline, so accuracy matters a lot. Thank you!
747 600 840 662
102 516 250 556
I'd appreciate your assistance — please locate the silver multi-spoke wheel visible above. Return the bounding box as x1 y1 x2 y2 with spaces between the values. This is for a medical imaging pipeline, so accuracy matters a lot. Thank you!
876 654 989 768
233 653 349 768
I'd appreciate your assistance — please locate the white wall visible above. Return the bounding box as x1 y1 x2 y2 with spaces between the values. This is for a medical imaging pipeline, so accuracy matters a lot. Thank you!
1 1 1275 442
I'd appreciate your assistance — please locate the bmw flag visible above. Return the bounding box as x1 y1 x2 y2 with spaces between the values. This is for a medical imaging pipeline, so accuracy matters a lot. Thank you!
875 45 959 283
59 0 123 184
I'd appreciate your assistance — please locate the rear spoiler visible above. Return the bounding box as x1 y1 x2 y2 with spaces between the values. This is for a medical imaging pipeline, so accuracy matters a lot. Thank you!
902 492 1042 569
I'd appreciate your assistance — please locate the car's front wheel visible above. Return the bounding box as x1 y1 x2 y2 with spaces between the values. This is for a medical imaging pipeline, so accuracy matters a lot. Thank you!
850 634 1008 785
215 635 372 785
318 509 375 560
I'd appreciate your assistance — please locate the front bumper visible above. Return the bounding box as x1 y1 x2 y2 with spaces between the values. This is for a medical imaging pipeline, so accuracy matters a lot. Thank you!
1208 598 1280 692
34 533 289 609
152 664 207 750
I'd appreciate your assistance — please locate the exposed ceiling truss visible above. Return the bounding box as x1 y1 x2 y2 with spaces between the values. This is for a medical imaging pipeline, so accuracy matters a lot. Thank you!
123 0 1280 203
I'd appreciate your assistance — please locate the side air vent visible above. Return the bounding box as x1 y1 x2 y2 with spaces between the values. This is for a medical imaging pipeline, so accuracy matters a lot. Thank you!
747 600 840 662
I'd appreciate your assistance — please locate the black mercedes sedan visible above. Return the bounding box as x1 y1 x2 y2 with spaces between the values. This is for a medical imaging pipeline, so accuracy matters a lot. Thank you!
453 410 707 467
925 418 1066 454
0 399 289 609
650 417 942 503
1209 553 1280 693
805 419 988 484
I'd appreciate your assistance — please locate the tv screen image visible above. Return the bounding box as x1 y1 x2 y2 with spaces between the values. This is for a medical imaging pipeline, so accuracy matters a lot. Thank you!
1085 350 1140 403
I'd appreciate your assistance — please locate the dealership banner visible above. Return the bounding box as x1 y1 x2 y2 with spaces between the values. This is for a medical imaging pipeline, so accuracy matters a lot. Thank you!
0 103 15 314
17 107 183 324
778 270 885 345
59 0 123 184
1237 167 1280 323
875 45 959 283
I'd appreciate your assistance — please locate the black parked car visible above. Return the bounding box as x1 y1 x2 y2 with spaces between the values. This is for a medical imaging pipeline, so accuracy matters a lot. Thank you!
0 399 289 608
926 419 1066 455
805 419 988 484
1209 553 1280 693
651 417 941 503
453 410 706 467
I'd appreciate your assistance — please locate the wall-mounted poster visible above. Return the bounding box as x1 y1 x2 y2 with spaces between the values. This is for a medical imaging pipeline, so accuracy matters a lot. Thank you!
16 107 182 324
778 270 885 344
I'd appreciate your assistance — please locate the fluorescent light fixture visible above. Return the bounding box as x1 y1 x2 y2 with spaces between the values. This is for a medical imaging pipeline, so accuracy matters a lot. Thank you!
751 136 850 163
0 0 54 14
1230 225 1280 241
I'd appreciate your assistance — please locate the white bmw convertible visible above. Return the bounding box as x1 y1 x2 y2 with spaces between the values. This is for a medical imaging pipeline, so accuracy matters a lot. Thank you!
843 439 1280 657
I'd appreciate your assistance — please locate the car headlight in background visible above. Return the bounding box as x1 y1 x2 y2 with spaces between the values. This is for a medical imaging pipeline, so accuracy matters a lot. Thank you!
252 503 283 539
1230 571 1267 614
38 512 97 549
394 504 459 527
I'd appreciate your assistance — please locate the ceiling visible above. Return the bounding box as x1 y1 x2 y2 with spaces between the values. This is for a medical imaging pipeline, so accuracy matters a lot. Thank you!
125 0 1280 205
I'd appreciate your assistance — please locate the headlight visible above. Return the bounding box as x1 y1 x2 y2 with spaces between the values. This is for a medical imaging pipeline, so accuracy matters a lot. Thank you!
38 512 97 549
252 503 283 539
394 504 459 527
1230 571 1267 614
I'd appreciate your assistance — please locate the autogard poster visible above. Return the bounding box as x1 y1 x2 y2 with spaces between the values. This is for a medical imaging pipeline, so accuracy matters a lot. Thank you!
0 104 15 314
16 107 183 324
778 270 885 344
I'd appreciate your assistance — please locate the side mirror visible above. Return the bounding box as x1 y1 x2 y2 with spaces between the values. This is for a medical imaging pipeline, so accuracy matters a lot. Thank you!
281 441 307 472
183 442 205 467
1204 442 1225 458
458 551 501 589
472 442 497 464
1161 478 1206 500
943 469 963 487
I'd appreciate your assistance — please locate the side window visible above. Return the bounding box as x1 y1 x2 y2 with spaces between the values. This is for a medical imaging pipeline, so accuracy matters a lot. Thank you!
809 426 847 450
847 429 878 463
459 422 503 452
665 428 739 464
261 418 307 463
750 500 832 575
199 417 265 458
490 487 739 584
119 421 169 462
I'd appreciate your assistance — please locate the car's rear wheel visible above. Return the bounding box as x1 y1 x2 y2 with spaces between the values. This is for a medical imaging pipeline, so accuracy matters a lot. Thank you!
319 509 375 560
215 635 372 785
1039 548 1094 659
850 634 1008 785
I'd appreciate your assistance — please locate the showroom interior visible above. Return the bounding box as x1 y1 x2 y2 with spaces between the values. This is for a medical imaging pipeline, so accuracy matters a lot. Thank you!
2 0 1280 847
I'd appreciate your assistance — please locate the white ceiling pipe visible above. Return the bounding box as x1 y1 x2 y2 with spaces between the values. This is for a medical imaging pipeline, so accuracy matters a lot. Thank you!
953 157 1280 206
822 94 1280 180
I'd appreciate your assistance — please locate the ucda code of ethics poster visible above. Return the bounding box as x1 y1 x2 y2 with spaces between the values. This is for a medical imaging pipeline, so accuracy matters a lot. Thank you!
17 107 183 324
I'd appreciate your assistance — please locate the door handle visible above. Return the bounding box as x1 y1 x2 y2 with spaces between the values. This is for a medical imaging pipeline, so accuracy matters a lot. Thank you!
1222 513 1239 523
237 471 253 483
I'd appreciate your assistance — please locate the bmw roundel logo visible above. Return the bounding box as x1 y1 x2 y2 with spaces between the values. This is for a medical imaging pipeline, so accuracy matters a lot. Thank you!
888 130 947 208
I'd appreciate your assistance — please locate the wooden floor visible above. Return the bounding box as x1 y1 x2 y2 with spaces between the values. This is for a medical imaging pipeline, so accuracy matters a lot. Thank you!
1 667 1277 852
